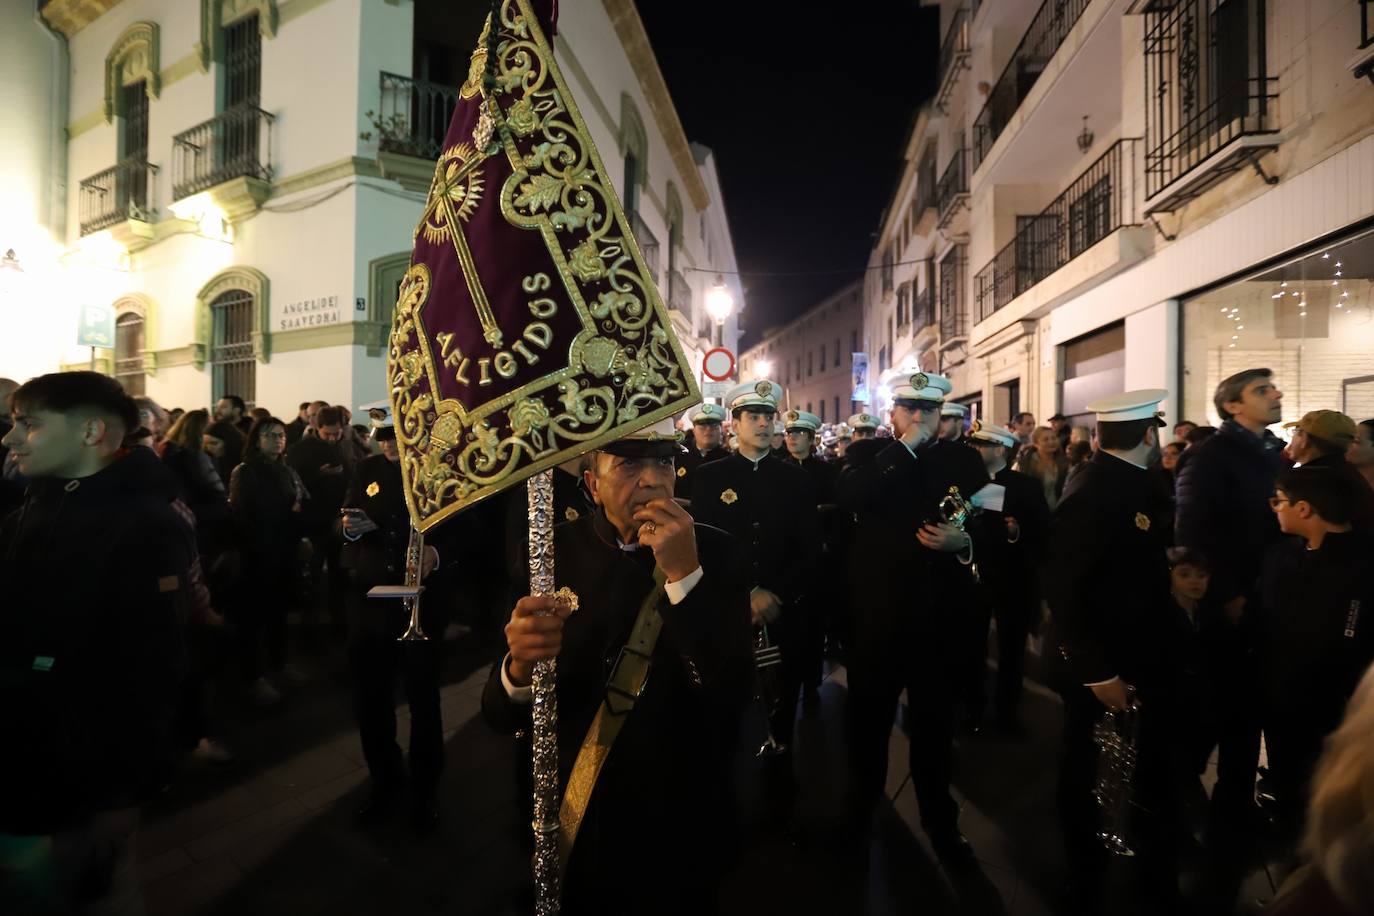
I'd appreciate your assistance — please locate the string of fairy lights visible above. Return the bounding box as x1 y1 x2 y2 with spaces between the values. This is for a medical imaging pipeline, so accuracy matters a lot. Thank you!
1234 249 1353 350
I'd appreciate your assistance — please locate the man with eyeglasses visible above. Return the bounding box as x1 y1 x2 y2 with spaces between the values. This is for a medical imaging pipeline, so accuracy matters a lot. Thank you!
1259 467 1374 842
485 417 752 910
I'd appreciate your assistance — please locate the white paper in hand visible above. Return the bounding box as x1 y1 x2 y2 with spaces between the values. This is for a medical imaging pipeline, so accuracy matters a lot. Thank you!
970 482 1007 513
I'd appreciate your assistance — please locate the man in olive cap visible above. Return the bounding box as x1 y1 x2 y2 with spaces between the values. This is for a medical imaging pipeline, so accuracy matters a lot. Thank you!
1284 409 1374 528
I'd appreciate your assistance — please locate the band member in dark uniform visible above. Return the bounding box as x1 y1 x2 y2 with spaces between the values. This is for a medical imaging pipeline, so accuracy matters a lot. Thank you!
939 402 968 443
483 418 753 915
690 381 822 788
840 372 990 862
340 401 447 833
1044 389 1184 913
780 409 839 708
837 411 883 476
967 421 1050 732
674 403 730 502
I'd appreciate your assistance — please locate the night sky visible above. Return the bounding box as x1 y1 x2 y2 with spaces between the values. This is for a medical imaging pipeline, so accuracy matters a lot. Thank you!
635 2 939 347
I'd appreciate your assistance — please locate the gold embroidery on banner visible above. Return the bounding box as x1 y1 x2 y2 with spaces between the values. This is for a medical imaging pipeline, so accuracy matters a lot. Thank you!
388 0 699 531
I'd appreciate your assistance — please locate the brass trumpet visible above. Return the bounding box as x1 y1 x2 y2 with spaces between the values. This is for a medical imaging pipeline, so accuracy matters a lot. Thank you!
364 523 428 642
938 485 981 583
1092 685 1140 856
398 525 427 642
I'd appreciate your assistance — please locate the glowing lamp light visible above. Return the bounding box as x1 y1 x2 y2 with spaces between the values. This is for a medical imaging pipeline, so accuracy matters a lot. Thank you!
755 358 773 379
705 275 734 325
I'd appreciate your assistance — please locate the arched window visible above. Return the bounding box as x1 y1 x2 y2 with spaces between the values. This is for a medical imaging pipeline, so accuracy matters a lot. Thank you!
618 93 649 216
196 266 270 400
210 289 256 406
114 312 146 396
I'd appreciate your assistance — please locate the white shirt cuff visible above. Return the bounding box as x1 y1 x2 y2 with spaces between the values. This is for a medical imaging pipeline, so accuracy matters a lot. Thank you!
1084 675 1120 688
500 654 533 703
664 566 704 605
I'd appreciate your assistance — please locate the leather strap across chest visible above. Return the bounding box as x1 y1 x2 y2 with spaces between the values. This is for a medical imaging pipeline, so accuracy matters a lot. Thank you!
557 566 668 875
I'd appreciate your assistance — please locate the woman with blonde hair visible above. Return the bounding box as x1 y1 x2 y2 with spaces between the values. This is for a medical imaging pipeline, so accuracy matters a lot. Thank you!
1014 425 1069 510
1267 661 1374 915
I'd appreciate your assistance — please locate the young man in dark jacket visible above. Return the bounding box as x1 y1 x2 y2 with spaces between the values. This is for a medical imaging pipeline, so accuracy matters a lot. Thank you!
0 372 191 914
1260 467 1374 840
1173 367 1286 822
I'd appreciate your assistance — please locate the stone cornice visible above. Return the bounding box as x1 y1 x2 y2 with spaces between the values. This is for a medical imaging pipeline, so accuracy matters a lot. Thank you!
600 0 709 212
41 0 124 38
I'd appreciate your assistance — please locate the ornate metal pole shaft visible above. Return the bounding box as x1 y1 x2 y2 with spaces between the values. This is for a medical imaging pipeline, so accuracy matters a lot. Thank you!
526 470 560 914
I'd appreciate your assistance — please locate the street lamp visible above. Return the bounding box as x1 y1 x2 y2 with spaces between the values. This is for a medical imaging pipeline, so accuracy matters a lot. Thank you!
704 274 734 347
755 358 773 380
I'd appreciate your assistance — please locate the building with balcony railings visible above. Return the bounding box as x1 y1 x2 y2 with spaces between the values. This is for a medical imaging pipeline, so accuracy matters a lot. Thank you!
856 0 1374 430
737 282 863 427
3 0 742 414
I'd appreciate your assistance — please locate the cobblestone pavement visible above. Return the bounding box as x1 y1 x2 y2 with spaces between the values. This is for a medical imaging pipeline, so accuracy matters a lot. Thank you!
136 632 1285 915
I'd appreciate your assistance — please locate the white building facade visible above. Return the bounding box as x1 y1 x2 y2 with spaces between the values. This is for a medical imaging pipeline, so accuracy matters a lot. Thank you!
2 0 742 416
862 0 1374 429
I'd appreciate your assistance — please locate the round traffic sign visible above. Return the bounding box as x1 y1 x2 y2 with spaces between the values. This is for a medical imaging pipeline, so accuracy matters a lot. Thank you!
702 347 736 381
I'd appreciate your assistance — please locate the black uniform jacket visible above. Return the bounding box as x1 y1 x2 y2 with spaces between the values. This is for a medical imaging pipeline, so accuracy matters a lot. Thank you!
339 454 410 588
688 452 822 614
839 437 989 643
0 447 192 834
482 510 752 905
1258 529 1374 736
674 445 730 501
1045 450 1174 691
981 466 1051 600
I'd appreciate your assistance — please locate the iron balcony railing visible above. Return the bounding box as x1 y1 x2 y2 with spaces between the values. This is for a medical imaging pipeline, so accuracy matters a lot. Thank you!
172 104 274 201
913 285 933 335
975 138 1141 321
376 71 460 160
939 245 968 341
936 141 969 223
630 211 660 280
972 0 1093 169
1141 0 1277 200
668 268 691 314
79 157 158 236
936 6 972 110
914 145 938 216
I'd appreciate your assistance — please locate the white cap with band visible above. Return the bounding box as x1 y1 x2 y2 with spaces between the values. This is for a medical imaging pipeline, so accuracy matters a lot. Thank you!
1085 389 1169 425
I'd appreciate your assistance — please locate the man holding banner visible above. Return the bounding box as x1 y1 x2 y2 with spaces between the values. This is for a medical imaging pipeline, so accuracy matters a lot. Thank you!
382 0 722 910
482 417 752 913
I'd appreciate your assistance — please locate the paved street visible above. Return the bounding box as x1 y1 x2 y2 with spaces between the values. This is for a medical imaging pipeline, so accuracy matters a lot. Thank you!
135 629 1283 916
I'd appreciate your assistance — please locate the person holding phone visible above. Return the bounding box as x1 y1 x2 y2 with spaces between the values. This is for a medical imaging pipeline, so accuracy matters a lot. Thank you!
340 401 445 834
287 405 354 637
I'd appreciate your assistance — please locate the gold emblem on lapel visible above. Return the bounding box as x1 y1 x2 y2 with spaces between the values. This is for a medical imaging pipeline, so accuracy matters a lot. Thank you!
1135 512 1150 531
720 488 738 505
564 506 580 521
676 466 686 478
366 482 380 498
